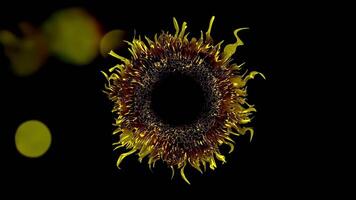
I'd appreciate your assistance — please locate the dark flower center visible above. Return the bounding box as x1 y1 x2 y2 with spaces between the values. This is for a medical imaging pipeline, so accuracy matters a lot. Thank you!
151 72 207 127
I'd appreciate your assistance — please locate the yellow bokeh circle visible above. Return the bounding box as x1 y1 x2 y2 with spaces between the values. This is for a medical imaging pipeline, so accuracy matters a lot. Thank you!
15 120 52 158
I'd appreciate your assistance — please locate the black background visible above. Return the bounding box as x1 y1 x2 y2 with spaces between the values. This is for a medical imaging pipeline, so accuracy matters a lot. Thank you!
0 0 336 198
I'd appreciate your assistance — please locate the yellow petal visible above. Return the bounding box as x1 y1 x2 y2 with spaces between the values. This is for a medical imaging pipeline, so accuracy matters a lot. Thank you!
173 17 180 38
116 148 136 169
205 16 215 41
109 50 130 65
225 141 235 154
230 76 245 88
178 22 187 39
215 152 226 163
180 162 191 185
231 62 246 71
244 71 266 82
170 166 175 180
209 157 217 170
222 28 249 61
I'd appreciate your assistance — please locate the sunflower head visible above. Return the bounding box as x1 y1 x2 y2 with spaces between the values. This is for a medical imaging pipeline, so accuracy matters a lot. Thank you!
102 16 265 184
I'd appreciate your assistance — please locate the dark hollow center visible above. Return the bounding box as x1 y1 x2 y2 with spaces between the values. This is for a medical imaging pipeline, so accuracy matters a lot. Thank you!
151 72 207 126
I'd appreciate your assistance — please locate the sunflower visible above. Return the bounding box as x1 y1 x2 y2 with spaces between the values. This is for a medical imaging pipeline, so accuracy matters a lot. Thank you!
102 16 265 184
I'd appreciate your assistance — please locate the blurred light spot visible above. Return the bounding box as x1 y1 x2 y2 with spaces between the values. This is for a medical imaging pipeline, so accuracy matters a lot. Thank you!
0 22 48 77
42 8 102 65
15 120 52 158
100 29 126 57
